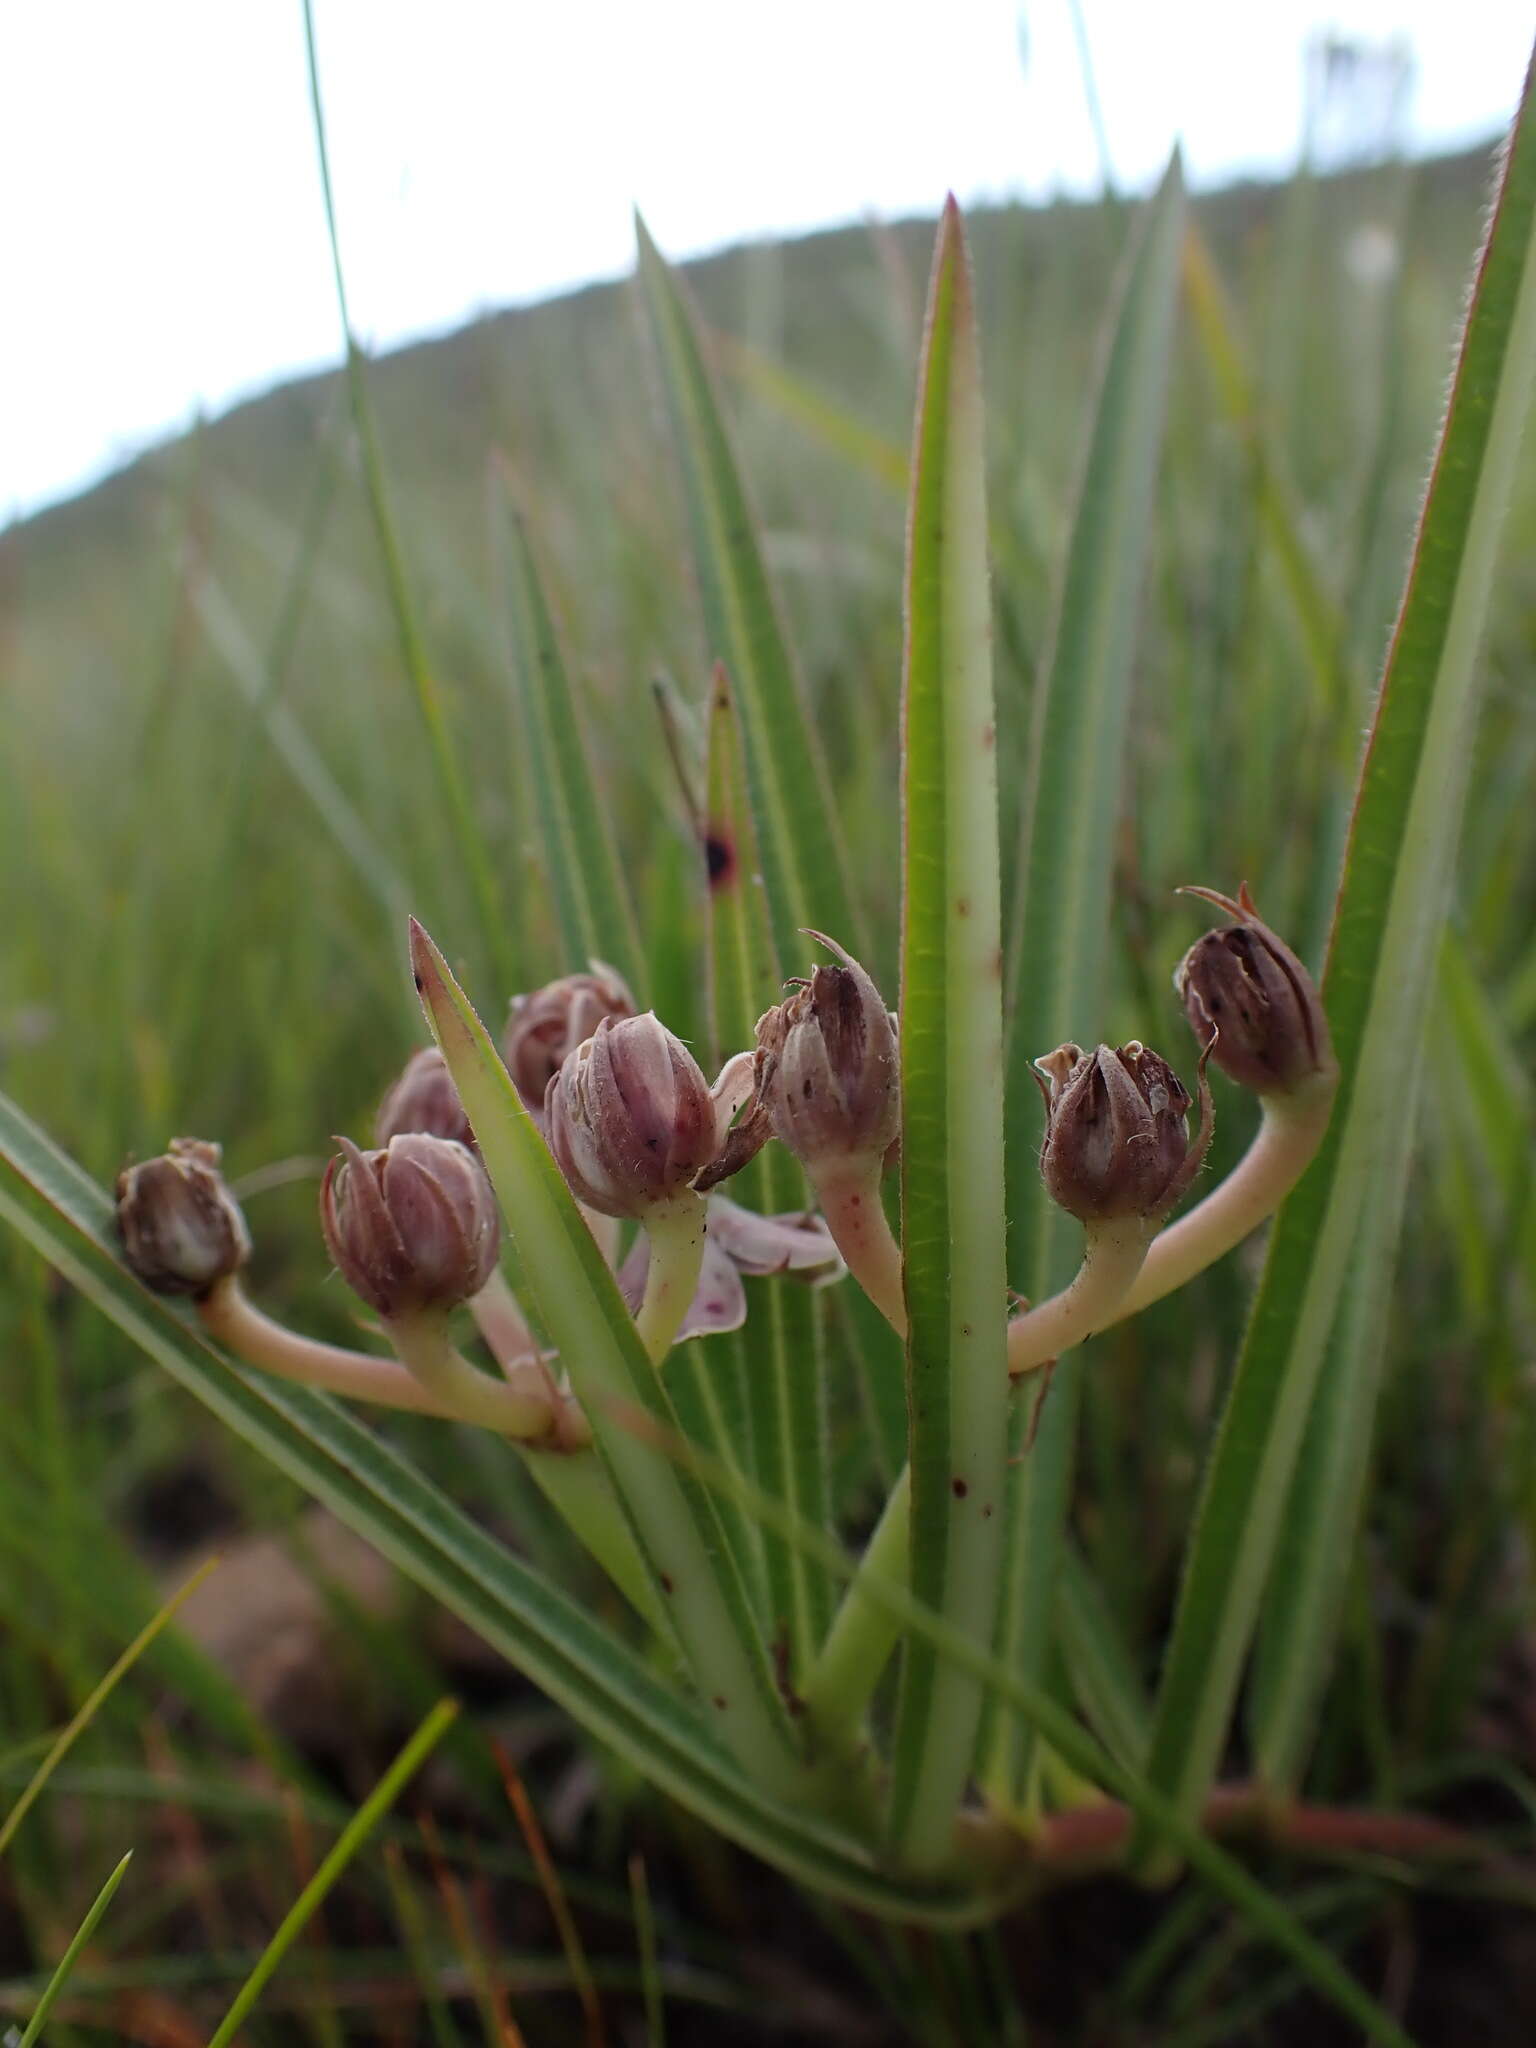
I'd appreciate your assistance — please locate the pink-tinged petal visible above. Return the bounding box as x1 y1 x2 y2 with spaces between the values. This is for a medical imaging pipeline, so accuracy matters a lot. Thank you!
705 1195 844 1280
617 1224 748 1338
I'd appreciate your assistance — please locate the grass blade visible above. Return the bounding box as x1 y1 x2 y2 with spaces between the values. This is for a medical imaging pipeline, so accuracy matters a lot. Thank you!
493 475 646 994
410 923 804 1792
704 664 833 1668
0 1558 216 1863
15 1850 134 2048
206 1698 459 2048
1145 61 1536 1842
634 215 862 968
990 156 1186 1801
888 199 1010 1870
301 0 513 988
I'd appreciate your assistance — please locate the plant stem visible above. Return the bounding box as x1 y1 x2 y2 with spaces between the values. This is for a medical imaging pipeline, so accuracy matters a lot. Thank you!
468 1268 536 1372
388 1309 567 1440
633 1195 708 1364
1005 1216 1153 1377
811 1221 1151 1745
199 1279 471 1421
1107 1078 1335 1323
815 1161 906 1335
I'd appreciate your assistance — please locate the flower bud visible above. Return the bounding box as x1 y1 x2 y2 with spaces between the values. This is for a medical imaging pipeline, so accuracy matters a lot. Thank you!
754 935 899 1174
504 965 636 1121
320 1134 500 1320
1175 885 1334 1097
545 1013 718 1219
375 1046 474 1149
1036 1041 1207 1223
116 1138 251 1296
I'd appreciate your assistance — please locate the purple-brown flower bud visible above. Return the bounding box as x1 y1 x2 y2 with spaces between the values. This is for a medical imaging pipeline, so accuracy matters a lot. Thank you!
1175 885 1334 1097
116 1138 251 1296
374 1046 473 1149
1036 1041 1209 1224
544 1013 718 1219
754 935 899 1174
320 1134 500 1320
503 965 636 1122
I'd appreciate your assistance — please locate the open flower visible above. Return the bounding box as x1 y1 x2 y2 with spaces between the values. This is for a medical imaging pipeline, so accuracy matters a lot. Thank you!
617 1194 843 1340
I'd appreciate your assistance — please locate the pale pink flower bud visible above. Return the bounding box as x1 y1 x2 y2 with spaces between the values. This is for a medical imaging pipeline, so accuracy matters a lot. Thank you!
503 965 636 1121
754 935 899 1173
320 1134 499 1319
1175 885 1334 1097
374 1046 473 1149
116 1138 251 1297
1036 1041 1208 1223
544 1013 717 1219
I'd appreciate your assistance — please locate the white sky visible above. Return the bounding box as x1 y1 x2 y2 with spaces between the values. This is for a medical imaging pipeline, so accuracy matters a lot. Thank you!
5 2 1530 520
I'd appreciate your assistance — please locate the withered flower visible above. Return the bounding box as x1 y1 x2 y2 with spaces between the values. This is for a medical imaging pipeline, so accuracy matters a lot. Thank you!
504 965 636 1121
1036 1041 1210 1224
754 934 899 1176
321 1134 500 1320
1175 885 1334 1097
117 1138 251 1296
545 1013 719 1219
375 1046 473 1149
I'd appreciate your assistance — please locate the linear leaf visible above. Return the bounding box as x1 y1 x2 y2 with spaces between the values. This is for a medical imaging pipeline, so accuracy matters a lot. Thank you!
990 157 1186 1801
888 200 1010 1869
15 1851 134 2048
410 924 803 1794
493 477 646 994
703 665 832 1663
1146 61 1536 1843
634 215 862 968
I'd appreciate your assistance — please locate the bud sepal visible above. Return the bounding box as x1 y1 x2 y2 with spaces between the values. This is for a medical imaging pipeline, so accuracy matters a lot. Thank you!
116 1138 251 1298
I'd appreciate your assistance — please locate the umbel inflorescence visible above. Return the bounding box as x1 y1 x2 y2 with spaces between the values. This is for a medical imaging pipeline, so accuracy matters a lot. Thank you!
117 885 1335 1462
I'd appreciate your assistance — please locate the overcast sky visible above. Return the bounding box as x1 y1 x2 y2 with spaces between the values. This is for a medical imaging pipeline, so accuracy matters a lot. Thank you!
5 2 1530 519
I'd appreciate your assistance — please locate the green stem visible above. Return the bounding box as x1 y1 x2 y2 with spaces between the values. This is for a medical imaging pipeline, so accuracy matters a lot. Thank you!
1005 1217 1153 1376
634 1195 708 1364
388 1309 565 1439
1108 1079 1335 1323
811 1223 1150 1745
815 1160 907 1335
469 1268 536 1370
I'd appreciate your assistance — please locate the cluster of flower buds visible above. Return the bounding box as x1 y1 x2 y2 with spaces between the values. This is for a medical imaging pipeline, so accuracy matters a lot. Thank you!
1035 1041 1209 1225
504 965 635 1122
117 1138 251 1297
321 1134 500 1321
1175 885 1334 1097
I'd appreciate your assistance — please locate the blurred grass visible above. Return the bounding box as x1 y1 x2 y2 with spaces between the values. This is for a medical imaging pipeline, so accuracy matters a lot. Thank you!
2 138 1534 2041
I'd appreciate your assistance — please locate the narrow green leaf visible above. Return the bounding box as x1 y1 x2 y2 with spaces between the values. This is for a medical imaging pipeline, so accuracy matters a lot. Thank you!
1057 1540 1152 1773
493 477 646 994
703 664 833 1667
206 1699 459 2048
410 923 803 1793
991 157 1186 1801
302 0 513 988
634 214 863 969
16 1851 134 2048
889 199 1010 1870
1148 58 1536 1840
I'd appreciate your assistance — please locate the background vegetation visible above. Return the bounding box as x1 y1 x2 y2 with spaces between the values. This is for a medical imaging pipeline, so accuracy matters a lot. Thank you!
3 131 1534 2041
